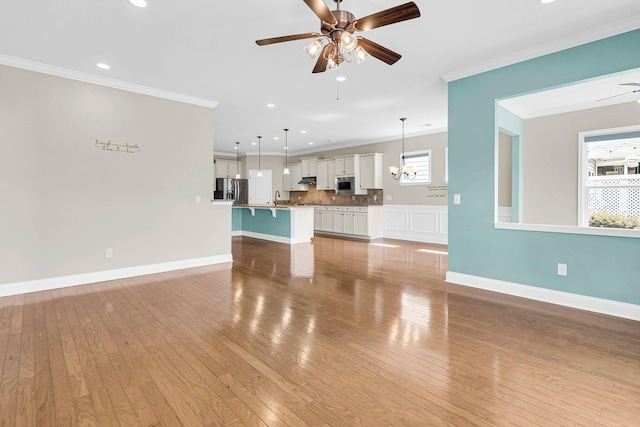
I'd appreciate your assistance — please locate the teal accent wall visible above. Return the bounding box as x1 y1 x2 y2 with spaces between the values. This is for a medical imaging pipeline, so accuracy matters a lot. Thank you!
232 207 243 232
448 29 640 305
232 208 292 238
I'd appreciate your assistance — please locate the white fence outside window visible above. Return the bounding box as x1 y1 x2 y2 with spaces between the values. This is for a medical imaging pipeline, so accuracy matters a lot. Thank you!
587 175 640 220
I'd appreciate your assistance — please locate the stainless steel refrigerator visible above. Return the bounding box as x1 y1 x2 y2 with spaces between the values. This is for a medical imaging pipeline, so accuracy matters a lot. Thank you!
214 178 248 204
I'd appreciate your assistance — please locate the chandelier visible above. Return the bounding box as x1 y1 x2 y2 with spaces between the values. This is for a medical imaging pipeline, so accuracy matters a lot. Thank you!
389 118 417 180
304 2 369 71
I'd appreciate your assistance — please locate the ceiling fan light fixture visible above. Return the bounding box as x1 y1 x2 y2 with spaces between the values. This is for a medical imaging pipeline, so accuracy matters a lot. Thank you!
305 39 323 59
341 32 358 51
327 56 339 70
354 46 369 64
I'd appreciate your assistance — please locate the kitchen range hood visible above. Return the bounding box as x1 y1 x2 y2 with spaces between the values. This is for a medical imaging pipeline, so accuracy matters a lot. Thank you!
298 176 317 185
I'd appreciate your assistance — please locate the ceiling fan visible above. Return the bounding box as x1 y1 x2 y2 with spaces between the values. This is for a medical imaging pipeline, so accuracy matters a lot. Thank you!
597 83 640 102
255 0 421 73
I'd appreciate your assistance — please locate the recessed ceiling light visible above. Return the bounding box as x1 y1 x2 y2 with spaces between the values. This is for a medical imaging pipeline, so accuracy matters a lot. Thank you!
539 0 555 3
96 63 110 70
284 146 288 150
266 103 275 108
251 142 257 145
308 142 314 145
300 130 307 134
128 0 149 7
273 137 279 140
336 76 346 82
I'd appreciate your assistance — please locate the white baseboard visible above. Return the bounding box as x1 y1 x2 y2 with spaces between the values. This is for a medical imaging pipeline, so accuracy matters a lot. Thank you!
234 231 310 244
0 254 233 298
446 271 640 321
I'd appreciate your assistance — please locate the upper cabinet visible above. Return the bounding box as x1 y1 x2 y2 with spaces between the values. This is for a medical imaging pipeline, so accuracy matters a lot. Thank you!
359 153 383 189
300 157 318 177
283 163 309 192
334 155 358 176
316 159 335 191
215 159 240 178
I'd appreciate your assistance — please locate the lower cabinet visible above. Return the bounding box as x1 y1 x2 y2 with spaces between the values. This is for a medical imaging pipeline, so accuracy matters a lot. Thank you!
314 206 382 239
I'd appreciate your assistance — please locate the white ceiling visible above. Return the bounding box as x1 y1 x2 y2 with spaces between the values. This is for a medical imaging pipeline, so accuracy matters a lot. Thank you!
499 70 640 118
1 0 640 155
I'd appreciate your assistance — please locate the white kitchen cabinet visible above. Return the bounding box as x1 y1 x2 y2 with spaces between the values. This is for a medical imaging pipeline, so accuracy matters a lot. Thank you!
314 206 382 239
321 207 334 231
359 153 383 189
343 211 354 234
334 155 357 176
333 207 345 233
353 212 368 235
215 159 241 178
301 157 318 177
316 160 335 191
283 163 308 191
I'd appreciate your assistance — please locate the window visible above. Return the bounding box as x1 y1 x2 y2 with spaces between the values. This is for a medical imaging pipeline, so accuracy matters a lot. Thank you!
400 150 431 184
579 126 640 228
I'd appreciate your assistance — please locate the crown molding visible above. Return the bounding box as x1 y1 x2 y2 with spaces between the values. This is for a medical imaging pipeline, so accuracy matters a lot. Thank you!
441 17 640 83
0 54 219 109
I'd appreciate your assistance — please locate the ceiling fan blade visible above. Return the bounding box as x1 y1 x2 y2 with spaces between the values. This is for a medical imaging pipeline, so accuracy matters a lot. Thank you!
596 91 637 102
256 32 320 46
619 82 640 87
303 0 338 26
357 37 401 65
354 2 421 32
312 44 332 73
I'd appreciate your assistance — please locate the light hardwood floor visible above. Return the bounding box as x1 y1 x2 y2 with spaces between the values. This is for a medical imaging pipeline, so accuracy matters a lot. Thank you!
1 235 639 426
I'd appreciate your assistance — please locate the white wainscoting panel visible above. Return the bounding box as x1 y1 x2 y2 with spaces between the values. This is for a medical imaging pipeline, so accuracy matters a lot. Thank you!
383 205 448 244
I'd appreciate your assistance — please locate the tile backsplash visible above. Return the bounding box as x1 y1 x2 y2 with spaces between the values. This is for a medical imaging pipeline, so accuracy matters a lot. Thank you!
288 185 383 206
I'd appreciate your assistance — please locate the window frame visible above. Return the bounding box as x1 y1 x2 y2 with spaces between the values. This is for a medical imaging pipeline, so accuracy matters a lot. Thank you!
400 149 431 185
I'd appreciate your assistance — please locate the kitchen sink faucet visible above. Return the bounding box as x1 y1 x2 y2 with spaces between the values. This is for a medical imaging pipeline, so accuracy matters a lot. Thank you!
274 190 281 206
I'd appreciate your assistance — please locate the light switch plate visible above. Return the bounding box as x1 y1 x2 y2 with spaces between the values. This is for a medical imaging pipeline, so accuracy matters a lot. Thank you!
195 195 201 204
454 194 461 205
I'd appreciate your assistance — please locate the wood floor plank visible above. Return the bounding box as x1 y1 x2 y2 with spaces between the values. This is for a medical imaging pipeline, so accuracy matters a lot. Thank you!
1 236 639 426
15 294 36 426
33 291 56 427
85 283 184 427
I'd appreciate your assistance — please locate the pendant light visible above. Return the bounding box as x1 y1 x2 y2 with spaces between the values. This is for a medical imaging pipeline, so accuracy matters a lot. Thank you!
256 136 263 177
283 128 290 175
389 117 417 181
234 141 241 179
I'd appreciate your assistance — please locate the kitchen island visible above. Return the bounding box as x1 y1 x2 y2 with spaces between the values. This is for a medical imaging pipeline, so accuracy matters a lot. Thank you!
231 205 314 244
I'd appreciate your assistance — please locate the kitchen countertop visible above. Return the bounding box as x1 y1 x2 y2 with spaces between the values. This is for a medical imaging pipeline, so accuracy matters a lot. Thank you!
233 204 314 209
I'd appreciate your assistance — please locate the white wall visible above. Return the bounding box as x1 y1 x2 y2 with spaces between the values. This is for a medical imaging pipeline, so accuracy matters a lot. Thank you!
0 64 230 290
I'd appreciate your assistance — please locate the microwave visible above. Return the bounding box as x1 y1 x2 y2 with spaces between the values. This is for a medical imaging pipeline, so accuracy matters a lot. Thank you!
335 176 356 195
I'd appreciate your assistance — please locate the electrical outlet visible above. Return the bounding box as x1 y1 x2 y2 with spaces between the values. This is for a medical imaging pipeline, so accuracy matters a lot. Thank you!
352 196 355 200
386 195 392 201
557 263 567 276
195 195 201 204
105 248 113 259
454 194 461 205
373 195 378 201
